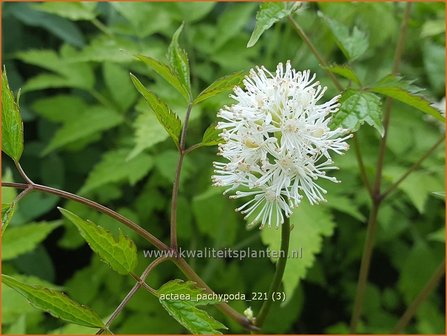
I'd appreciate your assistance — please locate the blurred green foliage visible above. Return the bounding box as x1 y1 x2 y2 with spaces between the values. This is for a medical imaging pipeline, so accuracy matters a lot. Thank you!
1 2 445 334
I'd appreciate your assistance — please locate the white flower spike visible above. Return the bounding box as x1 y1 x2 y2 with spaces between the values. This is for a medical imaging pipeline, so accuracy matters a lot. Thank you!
213 61 352 229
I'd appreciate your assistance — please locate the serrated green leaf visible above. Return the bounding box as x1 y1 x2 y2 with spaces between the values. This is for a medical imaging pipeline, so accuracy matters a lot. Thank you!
167 23 191 98
2 202 16 234
3 221 61 260
261 201 335 303
32 2 97 21
194 71 246 105
80 149 153 194
369 75 445 122
319 12 369 61
201 123 222 147
157 280 227 334
323 64 361 86
135 55 189 101
43 106 123 155
2 274 104 328
59 208 138 275
247 2 299 48
130 73 182 146
331 90 383 135
2 70 24 161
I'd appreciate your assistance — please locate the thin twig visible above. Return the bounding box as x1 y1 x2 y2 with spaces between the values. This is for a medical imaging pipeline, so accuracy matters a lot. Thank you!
2 182 168 251
382 136 445 200
256 217 291 328
3 180 256 330
288 15 343 91
392 259 445 333
350 3 412 332
97 257 169 334
14 161 33 184
170 102 193 249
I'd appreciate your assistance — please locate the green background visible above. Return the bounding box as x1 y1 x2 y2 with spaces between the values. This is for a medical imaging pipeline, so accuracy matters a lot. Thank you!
2 2 445 334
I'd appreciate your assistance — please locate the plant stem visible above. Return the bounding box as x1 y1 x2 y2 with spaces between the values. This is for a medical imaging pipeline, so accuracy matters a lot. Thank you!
350 4 412 332
353 135 373 197
97 257 169 334
91 18 114 37
349 202 380 331
382 136 445 200
14 161 33 184
170 102 193 249
392 259 445 333
288 15 343 91
173 257 258 331
3 181 256 331
256 217 291 328
2 181 168 251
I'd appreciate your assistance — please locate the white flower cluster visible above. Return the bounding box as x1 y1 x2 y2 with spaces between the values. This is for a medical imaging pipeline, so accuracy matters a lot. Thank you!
213 61 352 229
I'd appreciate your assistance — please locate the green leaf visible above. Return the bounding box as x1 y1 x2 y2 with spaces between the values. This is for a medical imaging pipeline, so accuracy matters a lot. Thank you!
2 274 104 328
128 110 169 159
32 95 87 123
201 123 222 147
32 2 97 21
2 202 16 234
167 23 191 99
194 71 246 104
130 74 182 147
3 221 61 260
59 208 138 275
17 47 94 91
193 188 238 247
331 90 383 136
43 106 123 155
135 55 190 101
370 75 445 122
432 191 446 200
103 62 137 111
428 227 445 243
2 70 24 161
323 64 361 86
157 280 227 334
261 201 335 303
80 149 154 194
247 2 299 48
319 12 369 61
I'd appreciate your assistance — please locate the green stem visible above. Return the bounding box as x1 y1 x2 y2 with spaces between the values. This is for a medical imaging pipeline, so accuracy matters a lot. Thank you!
353 135 373 197
392 259 445 333
382 136 445 200
349 202 380 331
91 18 114 37
256 217 291 328
350 3 412 332
170 102 193 249
287 15 343 91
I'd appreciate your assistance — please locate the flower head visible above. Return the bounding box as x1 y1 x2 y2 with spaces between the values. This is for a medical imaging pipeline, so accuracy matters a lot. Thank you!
213 61 352 229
